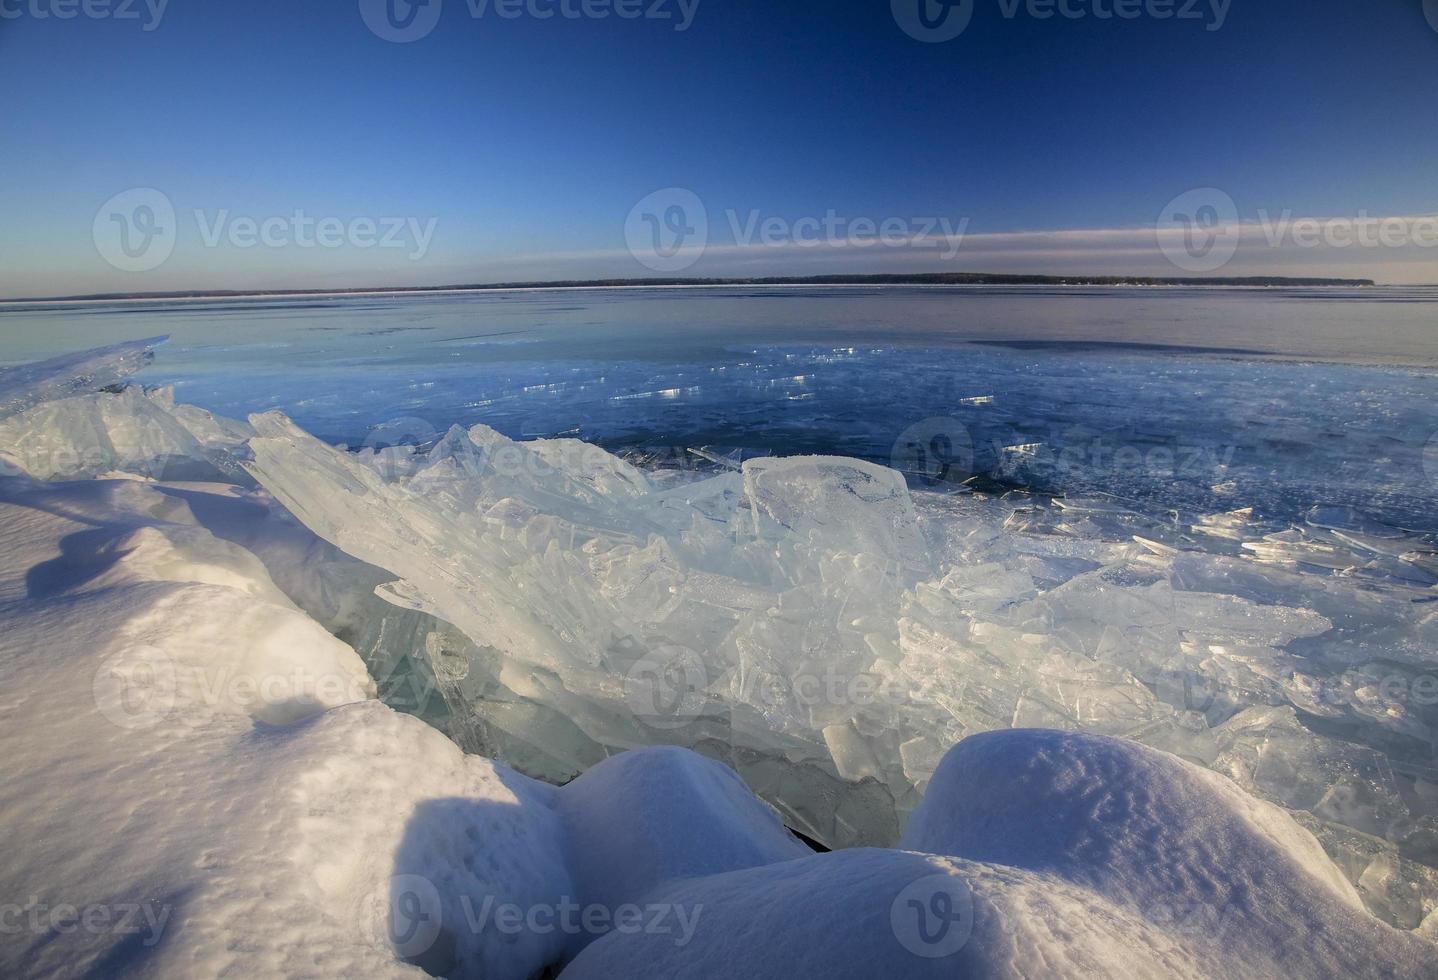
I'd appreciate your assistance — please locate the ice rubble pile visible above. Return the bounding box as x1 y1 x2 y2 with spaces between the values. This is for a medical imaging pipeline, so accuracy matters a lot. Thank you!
0 338 252 482
0 336 163 420
244 408 1438 927
1 474 1426 979
5 337 1438 930
0 467 1427 977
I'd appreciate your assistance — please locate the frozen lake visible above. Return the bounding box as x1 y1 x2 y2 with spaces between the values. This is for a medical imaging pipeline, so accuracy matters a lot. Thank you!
1 284 1435 526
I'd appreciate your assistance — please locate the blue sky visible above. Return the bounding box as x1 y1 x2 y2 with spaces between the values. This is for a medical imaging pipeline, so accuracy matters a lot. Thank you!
1 0 1436 296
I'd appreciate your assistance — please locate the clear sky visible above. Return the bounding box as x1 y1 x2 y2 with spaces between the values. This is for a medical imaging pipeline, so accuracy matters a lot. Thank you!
1 0 1437 297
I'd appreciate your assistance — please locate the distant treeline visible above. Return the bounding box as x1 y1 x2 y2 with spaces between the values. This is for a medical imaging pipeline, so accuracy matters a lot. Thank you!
10 271 1377 303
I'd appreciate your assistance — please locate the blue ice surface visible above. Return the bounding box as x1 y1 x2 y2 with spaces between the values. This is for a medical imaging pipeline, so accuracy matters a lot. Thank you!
1 285 1435 530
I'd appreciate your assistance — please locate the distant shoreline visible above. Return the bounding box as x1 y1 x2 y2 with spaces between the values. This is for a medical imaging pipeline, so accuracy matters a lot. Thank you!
0 272 1379 306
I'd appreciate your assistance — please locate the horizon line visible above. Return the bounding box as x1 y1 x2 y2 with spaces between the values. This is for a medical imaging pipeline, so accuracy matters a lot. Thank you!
0 270 1385 306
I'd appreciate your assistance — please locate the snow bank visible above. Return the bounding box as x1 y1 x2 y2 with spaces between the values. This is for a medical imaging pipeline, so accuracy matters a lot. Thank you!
0 476 569 979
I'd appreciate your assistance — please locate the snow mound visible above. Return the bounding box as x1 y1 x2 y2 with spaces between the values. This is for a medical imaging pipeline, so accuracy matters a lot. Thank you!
557 746 811 923
563 849 1210 980
0 476 571 979
900 730 1436 976
569 733 1432 979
